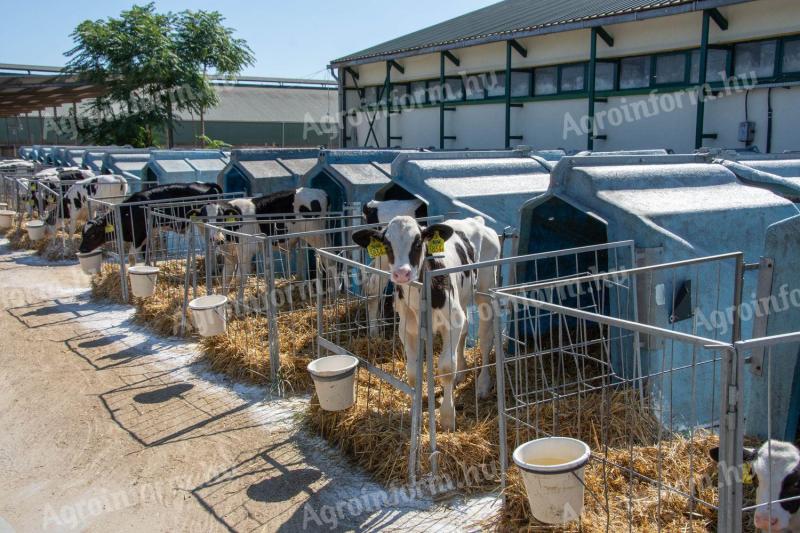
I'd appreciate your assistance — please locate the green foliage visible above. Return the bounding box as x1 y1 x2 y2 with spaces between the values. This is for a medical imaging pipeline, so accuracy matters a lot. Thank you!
64 3 252 147
196 135 232 149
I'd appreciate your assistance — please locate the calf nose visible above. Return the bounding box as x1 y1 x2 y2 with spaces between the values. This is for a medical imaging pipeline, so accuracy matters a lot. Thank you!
754 512 780 530
392 267 412 284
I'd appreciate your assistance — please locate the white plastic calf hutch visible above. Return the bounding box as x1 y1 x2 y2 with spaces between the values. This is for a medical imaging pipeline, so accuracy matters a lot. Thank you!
144 150 229 185
219 148 319 196
517 153 800 439
300 149 418 213
712 151 800 202
375 149 552 259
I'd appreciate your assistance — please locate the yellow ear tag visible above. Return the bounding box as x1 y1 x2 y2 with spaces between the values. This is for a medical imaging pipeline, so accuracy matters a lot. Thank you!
742 463 754 485
225 217 236 224
367 237 386 259
30 184 37 191
47 197 55 205
190 214 198 222
104 224 114 234
27 199 34 206
427 231 446 255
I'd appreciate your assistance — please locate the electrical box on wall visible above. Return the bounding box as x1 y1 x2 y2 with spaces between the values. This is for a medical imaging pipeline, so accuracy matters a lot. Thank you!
739 121 756 144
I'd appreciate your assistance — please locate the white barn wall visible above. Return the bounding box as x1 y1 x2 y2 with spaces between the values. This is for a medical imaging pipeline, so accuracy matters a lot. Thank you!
342 0 800 153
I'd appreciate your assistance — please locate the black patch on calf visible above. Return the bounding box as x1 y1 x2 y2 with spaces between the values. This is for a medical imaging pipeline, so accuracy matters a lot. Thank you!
74 196 82 209
780 467 800 513
428 259 451 310
363 205 378 224
454 230 477 283
408 234 423 267
252 190 296 235
396 285 404 300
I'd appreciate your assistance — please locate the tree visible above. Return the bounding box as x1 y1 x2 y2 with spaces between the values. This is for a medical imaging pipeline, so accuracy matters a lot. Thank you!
64 4 252 148
175 10 254 145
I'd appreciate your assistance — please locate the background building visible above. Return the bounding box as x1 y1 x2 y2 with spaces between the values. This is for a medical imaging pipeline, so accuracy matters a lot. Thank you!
0 64 338 152
331 0 800 154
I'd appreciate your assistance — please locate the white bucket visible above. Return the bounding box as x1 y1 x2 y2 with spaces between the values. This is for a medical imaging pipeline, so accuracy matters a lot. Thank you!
189 295 228 337
128 265 159 298
0 202 7 210
76 250 103 274
307 355 359 411
0 210 14 229
513 437 591 525
26 220 46 241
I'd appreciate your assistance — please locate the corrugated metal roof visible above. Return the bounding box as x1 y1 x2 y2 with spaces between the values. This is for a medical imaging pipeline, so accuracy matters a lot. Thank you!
332 0 751 66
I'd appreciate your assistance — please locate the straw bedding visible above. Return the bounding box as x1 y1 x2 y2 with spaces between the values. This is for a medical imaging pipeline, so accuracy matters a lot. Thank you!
305 335 732 532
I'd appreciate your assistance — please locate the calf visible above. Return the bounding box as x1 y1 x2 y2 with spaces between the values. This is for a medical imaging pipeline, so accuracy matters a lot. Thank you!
189 188 330 294
79 182 223 263
49 175 128 238
362 199 425 334
352 215 500 430
712 441 800 531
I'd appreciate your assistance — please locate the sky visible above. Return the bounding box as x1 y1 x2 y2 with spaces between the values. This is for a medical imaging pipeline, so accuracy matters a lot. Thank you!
2 0 497 80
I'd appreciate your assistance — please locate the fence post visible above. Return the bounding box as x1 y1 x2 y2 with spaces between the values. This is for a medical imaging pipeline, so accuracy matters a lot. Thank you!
493 295 508 503
114 204 129 303
266 237 281 381
718 343 744 533
423 271 438 482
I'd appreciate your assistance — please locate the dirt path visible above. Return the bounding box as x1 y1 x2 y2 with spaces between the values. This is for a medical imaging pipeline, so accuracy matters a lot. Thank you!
0 242 497 533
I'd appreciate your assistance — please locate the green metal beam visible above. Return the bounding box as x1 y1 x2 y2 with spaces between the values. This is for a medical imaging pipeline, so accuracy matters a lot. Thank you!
440 52 445 149
695 10 711 149
345 67 359 81
509 39 528 58
443 50 460 67
596 26 615 47
388 60 405 74
587 28 598 151
505 41 512 148
385 62 392 148
709 8 729 30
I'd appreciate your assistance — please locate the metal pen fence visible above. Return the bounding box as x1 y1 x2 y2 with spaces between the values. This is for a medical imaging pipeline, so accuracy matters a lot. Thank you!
490 252 751 531
313 238 639 486
87 188 234 302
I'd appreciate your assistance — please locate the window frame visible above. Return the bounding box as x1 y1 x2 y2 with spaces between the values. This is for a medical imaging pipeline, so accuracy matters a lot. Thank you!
652 51 691 88
557 62 588 94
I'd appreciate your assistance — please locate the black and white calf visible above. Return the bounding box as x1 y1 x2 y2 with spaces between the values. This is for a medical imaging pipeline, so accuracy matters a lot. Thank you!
712 440 800 531
362 199 425 334
50 175 128 237
188 188 330 294
79 182 223 263
353 215 500 431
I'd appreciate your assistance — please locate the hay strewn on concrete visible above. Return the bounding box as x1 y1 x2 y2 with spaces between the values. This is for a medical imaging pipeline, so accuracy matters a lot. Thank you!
7 226 39 251
90 263 126 303
37 234 78 261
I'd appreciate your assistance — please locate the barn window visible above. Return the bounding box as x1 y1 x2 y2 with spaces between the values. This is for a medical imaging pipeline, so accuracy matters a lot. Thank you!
690 48 730 84
486 71 505 97
409 81 427 105
782 37 800 73
510 70 532 97
464 74 485 100
559 63 586 92
364 86 378 105
444 77 464 101
595 61 616 91
734 39 777 79
427 81 443 103
619 56 651 89
534 66 557 95
390 84 409 107
654 53 688 85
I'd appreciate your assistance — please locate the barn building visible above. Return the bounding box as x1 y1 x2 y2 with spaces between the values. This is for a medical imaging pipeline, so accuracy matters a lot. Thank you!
331 0 800 154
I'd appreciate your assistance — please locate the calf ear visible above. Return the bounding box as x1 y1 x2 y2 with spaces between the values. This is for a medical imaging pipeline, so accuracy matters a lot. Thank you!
743 447 757 462
709 447 720 463
352 229 382 249
186 208 201 221
709 446 758 463
421 223 454 242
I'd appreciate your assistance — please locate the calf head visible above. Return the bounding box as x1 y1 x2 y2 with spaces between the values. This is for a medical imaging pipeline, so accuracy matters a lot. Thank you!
79 214 110 253
187 202 242 243
712 440 800 531
352 216 453 285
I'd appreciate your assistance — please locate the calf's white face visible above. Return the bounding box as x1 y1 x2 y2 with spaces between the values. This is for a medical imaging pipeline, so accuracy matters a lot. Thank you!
353 216 454 285
713 440 800 532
